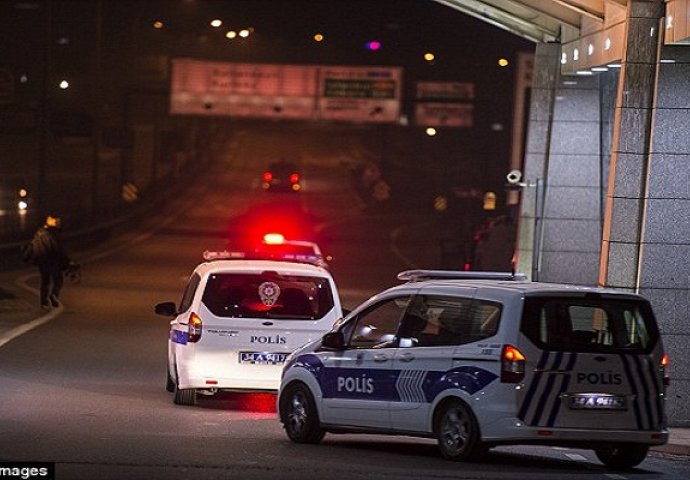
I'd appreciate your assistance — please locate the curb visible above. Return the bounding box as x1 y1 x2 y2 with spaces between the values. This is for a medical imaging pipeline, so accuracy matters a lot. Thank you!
652 443 690 456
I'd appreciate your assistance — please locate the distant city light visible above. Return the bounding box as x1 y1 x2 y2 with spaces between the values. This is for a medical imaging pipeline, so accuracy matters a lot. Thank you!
425 127 437 136
424 52 435 62
153 21 164 29
366 40 382 51
239 29 250 38
225 30 237 39
59 80 69 90
498 58 509 67
210 19 223 28
314 33 324 42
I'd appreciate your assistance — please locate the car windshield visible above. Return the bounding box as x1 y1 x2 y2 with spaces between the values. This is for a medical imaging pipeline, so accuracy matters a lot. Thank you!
520 296 659 353
202 272 334 320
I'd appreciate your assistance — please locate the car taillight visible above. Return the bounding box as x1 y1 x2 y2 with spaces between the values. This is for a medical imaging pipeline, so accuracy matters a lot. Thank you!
263 171 273 182
501 344 525 383
188 312 202 343
660 353 670 387
289 173 300 184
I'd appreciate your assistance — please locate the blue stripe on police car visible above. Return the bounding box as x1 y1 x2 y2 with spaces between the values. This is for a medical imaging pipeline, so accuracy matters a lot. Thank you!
289 354 498 403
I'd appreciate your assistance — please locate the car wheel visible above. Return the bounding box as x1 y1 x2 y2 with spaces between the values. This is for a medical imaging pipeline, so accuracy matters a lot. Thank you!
595 445 649 470
172 364 196 406
173 384 196 406
166 366 175 393
279 382 325 444
435 399 483 461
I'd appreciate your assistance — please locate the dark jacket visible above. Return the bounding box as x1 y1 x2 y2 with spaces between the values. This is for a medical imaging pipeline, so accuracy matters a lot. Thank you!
25 226 69 267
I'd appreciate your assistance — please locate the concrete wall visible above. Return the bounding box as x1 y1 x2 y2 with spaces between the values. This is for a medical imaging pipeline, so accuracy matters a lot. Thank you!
638 45 690 426
538 75 605 284
516 43 608 286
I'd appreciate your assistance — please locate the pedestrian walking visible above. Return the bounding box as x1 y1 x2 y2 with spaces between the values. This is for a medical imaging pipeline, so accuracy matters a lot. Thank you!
22 215 72 310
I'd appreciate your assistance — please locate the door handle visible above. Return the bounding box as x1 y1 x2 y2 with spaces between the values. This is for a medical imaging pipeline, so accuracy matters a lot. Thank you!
373 354 389 362
398 353 415 362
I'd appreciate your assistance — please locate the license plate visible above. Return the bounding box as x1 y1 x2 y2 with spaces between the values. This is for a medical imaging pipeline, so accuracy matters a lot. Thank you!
568 393 627 410
239 351 288 365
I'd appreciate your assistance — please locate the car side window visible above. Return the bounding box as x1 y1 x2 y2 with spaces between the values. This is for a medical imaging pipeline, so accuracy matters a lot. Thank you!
178 273 201 313
347 296 411 349
398 295 501 347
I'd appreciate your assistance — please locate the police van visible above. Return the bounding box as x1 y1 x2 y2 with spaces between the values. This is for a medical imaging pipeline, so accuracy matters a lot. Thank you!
277 271 669 469
155 250 342 406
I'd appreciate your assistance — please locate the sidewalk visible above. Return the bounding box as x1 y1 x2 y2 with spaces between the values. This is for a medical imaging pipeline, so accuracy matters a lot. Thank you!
653 428 690 456
0 269 689 456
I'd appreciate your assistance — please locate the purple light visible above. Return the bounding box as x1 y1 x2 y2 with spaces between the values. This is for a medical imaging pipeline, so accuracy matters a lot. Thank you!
366 40 382 51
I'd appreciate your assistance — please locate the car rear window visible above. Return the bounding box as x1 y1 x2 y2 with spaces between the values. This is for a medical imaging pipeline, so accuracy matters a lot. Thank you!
202 272 334 320
521 296 659 353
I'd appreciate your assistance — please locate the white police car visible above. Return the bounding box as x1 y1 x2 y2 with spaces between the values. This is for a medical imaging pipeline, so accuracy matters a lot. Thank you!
155 250 343 406
278 270 669 469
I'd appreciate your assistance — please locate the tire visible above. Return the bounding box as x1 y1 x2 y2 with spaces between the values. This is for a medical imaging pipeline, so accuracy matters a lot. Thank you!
166 366 175 393
435 399 483 462
279 382 325 444
595 445 649 470
173 384 196 405
172 364 196 406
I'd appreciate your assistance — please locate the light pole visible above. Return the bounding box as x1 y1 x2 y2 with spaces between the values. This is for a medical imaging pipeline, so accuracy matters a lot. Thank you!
37 0 53 224
90 0 103 217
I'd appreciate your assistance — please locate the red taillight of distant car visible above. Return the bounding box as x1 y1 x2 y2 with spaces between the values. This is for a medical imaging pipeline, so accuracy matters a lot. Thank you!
263 171 273 183
289 173 300 184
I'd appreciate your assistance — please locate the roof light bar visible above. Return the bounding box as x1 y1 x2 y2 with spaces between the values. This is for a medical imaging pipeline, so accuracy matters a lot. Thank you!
202 250 325 267
397 270 528 282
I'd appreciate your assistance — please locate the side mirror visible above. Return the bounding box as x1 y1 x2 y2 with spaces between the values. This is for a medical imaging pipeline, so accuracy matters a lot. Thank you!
321 331 345 350
154 301 177 317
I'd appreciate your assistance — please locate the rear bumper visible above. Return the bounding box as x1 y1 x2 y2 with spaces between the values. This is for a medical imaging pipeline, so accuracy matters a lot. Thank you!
482 423 669 447
180 374 280 391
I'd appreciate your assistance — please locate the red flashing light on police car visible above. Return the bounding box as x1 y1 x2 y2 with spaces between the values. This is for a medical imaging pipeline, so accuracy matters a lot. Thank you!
501 344 525 383
263 233 285 245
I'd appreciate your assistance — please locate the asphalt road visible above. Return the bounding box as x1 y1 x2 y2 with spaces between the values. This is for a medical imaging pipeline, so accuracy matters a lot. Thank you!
1 126 689 480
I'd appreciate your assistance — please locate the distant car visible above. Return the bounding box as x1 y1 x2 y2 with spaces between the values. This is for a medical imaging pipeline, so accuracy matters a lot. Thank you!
155 249 342 406
278 270 669 469
262 161 301 192
0 180 30 217
254 233 330 269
